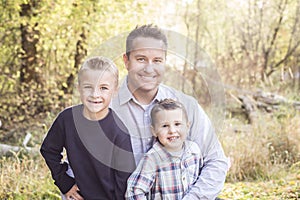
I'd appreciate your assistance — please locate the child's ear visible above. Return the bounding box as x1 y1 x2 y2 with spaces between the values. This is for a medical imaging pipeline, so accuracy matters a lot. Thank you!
76 83 80 92
151 125 158 137
113 85 119 97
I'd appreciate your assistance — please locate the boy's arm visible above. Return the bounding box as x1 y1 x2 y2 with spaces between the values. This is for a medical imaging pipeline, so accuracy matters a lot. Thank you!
40 116 76 194
112 133 136 200
125 155 156 200
183 103 228 200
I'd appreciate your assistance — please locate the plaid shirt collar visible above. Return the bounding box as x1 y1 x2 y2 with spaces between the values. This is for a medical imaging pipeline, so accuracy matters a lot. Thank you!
151 140 200 162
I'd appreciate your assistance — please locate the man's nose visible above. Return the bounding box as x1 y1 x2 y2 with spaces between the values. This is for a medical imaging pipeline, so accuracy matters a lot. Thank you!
143 62 155 73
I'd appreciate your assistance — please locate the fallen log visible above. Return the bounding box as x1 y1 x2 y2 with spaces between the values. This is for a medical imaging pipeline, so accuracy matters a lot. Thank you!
0 143 39 156
0 133 39 157
253 91 300 110
238 95 258 124
229 90 300 124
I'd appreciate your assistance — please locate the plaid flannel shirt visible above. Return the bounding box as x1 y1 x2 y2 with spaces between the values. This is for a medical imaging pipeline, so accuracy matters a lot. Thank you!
125 140 202 200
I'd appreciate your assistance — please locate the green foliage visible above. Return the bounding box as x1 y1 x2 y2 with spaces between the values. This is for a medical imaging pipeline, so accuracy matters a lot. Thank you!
1 0 299 139
0 0 151 140
0 1 300 198
220 174 300 199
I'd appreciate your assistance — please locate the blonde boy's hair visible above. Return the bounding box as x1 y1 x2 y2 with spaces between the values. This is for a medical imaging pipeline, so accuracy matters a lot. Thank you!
78 56 119 86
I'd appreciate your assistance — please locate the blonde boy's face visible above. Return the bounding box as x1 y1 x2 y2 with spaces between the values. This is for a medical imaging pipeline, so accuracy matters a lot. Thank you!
151 109 189 152
78 69 117 120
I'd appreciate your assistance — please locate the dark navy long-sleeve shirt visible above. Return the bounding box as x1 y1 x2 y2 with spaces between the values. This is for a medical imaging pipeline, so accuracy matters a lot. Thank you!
40 105 136 200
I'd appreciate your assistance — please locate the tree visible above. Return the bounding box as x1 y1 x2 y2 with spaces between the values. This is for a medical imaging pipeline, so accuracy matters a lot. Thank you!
224 0 300 86
19 0 43 87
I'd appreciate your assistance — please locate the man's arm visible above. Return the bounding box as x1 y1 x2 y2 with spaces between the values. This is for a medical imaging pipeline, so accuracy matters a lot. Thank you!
183 102 228 200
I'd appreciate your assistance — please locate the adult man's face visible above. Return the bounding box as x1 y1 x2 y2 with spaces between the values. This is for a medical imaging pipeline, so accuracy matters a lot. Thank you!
124 37 166 96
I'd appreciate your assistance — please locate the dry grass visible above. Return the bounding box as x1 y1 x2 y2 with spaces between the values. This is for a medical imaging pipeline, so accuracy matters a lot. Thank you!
220 107 300 182
0 106 299 199
0 154 60 200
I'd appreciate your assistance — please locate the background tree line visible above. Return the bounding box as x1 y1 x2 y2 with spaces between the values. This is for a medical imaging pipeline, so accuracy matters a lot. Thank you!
0 0 299 182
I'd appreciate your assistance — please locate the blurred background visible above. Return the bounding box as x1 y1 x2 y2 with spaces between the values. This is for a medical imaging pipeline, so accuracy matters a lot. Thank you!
0 0 299 199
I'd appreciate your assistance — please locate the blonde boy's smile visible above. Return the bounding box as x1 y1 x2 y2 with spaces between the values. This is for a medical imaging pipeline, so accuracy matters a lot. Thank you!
78 70 116 121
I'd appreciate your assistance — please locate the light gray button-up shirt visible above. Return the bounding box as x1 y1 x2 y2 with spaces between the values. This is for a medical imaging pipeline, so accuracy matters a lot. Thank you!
111 76 228 199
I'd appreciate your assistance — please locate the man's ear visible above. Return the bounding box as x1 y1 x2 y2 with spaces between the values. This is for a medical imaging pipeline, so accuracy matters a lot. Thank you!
187 121 191 129
151 125 158 137
123 53 129 70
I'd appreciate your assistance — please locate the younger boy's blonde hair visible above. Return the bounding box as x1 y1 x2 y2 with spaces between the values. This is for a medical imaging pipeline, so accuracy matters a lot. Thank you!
78 56 119 87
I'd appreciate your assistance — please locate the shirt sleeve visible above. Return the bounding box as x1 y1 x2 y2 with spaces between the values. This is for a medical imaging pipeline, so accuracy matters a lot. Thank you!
183 103 229 200
40 114 75 194
125 155 156 200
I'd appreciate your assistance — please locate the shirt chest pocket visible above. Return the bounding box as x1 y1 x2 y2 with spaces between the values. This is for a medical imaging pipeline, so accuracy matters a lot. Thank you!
181 156 201 191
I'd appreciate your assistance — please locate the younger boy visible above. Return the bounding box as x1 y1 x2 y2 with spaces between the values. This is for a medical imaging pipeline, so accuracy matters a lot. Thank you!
125 98 202 199
40 56 135 200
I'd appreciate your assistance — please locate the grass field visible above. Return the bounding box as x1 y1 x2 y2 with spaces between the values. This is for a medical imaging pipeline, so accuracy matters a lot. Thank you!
0 108 299 199
0 155 299 199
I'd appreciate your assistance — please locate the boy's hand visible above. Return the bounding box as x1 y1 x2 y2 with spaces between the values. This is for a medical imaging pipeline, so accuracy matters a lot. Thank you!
65 184 84 200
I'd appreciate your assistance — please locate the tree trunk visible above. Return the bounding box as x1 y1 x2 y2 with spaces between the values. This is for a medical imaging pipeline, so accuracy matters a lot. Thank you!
19 1 42 87
182 3 190 93
63 28 87 94
192 0 201 92
298 59 300 92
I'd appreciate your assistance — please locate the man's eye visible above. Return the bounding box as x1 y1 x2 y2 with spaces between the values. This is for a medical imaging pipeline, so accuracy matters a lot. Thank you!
84 86 92 89
162 124 168 128
154 59 162 64
175 122 182 126
100 87 109 90
137 58 145 62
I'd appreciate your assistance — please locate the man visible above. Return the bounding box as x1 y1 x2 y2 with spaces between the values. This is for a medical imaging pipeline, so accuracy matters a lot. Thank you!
111 24 228 199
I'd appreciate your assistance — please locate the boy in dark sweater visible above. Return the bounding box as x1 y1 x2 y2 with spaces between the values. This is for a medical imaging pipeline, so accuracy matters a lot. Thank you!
40 57 136 200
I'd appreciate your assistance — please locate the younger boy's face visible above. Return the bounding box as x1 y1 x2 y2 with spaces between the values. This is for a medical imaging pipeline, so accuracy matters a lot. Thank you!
78 69 116 120
151 109 189 152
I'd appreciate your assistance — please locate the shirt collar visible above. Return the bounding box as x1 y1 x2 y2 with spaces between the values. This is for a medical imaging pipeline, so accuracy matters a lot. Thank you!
118 76 166 106
152 142 171 161
156 85 167 101
152 140 200 161
118 76 133 105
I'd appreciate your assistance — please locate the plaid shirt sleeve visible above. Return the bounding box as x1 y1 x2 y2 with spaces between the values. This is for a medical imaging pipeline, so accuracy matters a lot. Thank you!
125 154 156 200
